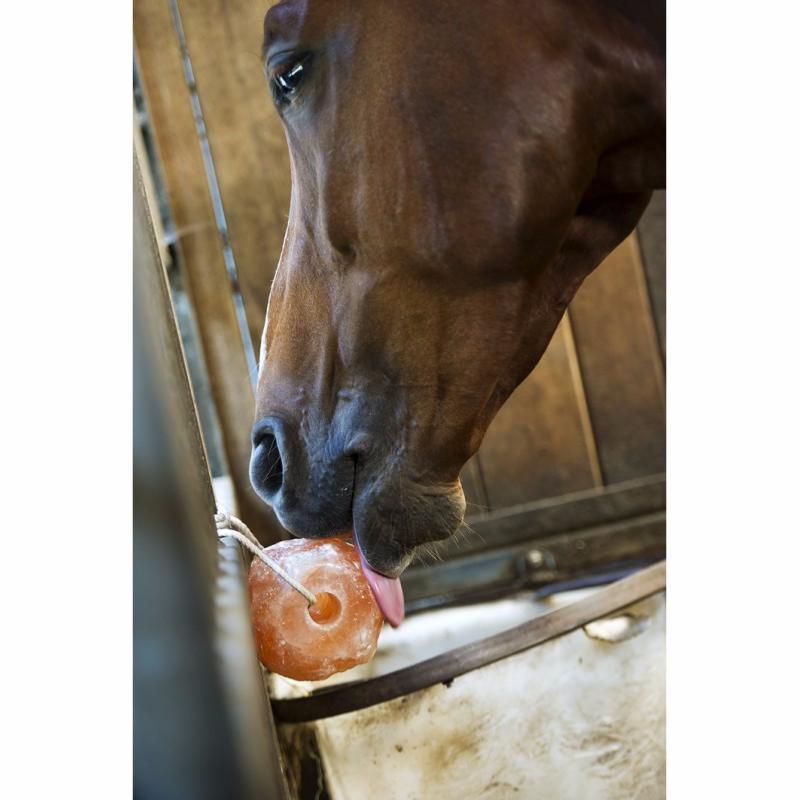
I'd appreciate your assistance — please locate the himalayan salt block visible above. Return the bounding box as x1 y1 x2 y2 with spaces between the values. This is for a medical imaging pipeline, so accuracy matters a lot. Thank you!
248 537 384 681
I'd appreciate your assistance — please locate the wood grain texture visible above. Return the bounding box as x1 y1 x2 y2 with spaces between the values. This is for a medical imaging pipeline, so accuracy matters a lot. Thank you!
404 509 665 609
433 473 665 560
135 147 290 799
477 319 600 511
637 190 666 362
176 0 292 354
134 0 284 543
134 142 218 586
568 235 666 484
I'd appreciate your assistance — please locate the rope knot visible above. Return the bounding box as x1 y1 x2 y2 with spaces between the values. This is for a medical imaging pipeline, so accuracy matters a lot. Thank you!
214 510 316 606
214 510 233 529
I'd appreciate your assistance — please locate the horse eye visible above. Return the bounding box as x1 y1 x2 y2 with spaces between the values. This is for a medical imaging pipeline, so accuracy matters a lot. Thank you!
271 55 310 103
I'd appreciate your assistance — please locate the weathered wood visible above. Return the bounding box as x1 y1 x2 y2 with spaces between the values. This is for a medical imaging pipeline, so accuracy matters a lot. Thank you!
637 189 667 362
175 0 292 354
561 309 604 485
272 561 666 723
134 148 290 800
404 510 665 608
134 246 245 798
477 319 601 510
134 0 283 543
133 100 170 270
134 140 218 585
568 235 666 484
438 472 665 560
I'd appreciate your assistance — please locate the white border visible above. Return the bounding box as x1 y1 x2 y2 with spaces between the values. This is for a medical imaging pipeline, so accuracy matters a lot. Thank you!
668 1 800 795
0 2 131 797
1 1 799 797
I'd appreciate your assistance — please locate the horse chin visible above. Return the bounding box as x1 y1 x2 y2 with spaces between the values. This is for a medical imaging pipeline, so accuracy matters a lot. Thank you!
351 472 466 578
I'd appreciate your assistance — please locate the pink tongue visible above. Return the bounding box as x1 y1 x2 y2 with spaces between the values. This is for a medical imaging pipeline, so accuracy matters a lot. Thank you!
355 542 405 628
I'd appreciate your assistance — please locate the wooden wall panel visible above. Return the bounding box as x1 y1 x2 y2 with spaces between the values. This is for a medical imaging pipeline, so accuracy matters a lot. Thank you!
477 320 602 510
637 190 667 361
568 235 666 485
134 0 283 543
135 149 290 800
176 0 292 354
134 145 218 587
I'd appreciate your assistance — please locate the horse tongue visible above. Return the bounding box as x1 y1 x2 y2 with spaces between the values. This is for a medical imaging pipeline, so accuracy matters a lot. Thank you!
355 541 405 628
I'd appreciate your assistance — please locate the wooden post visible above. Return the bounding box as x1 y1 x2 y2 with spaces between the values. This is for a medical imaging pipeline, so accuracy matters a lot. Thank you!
134 147 289 800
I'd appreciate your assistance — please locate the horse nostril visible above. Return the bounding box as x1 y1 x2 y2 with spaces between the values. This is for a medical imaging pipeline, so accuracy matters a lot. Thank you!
258 433 284 495
251 421 285 501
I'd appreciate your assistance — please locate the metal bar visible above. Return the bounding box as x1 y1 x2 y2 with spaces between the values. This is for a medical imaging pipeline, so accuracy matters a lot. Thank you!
272 560 666 724
404 508 665 608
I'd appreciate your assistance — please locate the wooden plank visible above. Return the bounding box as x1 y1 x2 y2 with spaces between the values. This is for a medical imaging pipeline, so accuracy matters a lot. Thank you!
215 535 292 800
134 148 290 800
176 0 292 354
134 140 218 586
637 190 667 361
568 235 666 484
134 0 283 543
404 510 665 608
561 309 604 485
273 561 667 723
477 319 601 510
437 473 665 560
133 99 170 269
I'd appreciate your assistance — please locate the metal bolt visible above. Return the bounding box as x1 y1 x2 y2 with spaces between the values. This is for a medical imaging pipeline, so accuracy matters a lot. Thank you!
526 549 544 568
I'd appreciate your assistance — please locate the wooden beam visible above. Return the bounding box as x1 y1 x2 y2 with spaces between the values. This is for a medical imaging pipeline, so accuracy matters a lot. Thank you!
134 146 289 799
568 235 666 484
425 473 665 561
477 319 600 510
637 190 667 362
403 510 665 608
134 138 218 585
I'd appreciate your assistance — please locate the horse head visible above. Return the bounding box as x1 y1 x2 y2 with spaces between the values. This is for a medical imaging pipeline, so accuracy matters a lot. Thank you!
251 0 665 621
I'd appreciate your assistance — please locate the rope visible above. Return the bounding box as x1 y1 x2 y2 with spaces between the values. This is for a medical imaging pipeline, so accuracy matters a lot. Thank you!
215 511 317 606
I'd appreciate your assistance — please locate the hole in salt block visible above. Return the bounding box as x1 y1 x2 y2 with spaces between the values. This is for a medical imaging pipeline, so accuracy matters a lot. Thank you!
308 591 342 625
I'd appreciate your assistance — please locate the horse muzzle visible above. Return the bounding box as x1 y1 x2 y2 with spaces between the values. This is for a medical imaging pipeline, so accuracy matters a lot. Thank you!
249 414 466 576
249 415 355 537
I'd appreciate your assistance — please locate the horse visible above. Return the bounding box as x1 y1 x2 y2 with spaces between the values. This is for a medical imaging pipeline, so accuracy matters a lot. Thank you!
250 0 665 625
